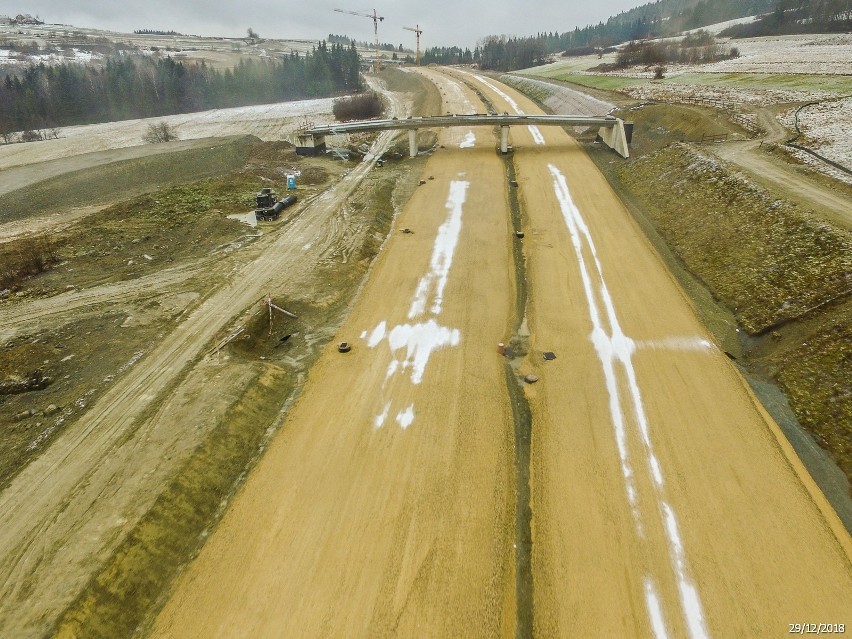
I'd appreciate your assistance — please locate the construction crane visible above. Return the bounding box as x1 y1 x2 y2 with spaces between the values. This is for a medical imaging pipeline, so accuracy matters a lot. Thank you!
334 8 384 72
403 24 423 66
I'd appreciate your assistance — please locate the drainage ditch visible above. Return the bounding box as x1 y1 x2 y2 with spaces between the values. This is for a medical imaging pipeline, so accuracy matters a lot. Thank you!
502 148 535 639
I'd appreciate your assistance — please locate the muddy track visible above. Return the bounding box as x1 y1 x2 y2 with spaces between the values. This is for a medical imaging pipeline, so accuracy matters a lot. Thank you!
0 261 204 342
0 80 407 638
710 106 852 230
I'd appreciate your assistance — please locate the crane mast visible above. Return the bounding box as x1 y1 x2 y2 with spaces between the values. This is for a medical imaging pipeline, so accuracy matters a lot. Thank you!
403 24 423 66
334 8 385 71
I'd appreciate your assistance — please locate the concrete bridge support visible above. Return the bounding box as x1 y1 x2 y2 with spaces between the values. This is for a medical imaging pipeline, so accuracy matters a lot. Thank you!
295 133 326 157
598 119 630 159
500 126 510 154
409 129 417 158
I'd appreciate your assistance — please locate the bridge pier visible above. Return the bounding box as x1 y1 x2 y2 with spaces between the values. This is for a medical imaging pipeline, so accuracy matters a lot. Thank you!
296 133 326 157
408 129 417 158
598 119 630 159
500 125 510 154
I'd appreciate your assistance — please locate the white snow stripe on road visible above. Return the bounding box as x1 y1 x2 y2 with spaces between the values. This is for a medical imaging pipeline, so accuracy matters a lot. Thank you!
549 163 710 639
409 180 468 319
366 178 467 429
462 72 546 145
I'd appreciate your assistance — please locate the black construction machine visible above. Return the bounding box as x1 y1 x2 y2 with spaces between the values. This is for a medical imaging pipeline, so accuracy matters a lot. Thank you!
254 187 297 222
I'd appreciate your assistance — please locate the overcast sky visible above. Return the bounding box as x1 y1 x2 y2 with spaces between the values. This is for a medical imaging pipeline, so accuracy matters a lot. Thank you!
15 1 644 48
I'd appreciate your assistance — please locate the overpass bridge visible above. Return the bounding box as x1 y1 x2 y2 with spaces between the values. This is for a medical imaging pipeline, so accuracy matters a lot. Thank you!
296 113 631 159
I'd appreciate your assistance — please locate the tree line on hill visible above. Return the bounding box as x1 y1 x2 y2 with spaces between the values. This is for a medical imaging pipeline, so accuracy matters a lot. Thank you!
470 0 846 71
133 29 187 36
720 0 852 36
610 30 739 69
0 41 362 138
421 46 481 66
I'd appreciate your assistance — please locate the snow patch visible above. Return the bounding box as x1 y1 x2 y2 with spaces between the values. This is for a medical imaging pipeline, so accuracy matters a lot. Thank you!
459 130 477 148
384 320 462 385
395 405 415 429
408 180 468 319
644 577 670 639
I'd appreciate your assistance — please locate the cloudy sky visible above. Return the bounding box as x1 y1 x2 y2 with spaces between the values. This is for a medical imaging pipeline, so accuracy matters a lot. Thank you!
15 1 644 48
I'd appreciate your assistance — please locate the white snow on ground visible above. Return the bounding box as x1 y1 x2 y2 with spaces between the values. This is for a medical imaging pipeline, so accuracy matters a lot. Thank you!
365 179 468 430
0 98 336 170
623 82 833 108
0 48 105 66
779 96 852 184
700 34 852 75
459 131 477 148
682 15 760 35
549 162 710 639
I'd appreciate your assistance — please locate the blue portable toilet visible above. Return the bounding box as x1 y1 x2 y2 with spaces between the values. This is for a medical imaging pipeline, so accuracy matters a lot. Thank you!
287 174 297 190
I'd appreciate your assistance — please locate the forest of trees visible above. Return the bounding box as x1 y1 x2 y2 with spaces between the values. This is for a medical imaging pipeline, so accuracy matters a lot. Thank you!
721 0 852 36
612 30 739 68
470 0 777 71
421 46 480 66
133 29 187 36
0 41 362 137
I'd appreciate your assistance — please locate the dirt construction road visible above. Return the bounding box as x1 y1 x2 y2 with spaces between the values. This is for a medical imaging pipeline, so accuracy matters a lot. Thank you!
0 82 405 638
152 71 851 638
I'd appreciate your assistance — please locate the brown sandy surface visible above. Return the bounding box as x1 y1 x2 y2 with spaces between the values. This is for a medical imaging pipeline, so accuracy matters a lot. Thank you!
0 83 408 638
454 69 852 637
152 75 519 638
152 69 852 639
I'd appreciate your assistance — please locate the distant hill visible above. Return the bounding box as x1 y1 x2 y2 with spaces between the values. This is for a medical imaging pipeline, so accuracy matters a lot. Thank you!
555 0 851 50
470 0 850 71
720 0 852 37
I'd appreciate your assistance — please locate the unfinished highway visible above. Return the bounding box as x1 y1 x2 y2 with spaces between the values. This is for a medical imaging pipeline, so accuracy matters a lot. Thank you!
152 70 852 638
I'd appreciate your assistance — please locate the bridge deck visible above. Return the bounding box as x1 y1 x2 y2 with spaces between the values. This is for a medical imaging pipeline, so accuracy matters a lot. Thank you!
304 114 618 136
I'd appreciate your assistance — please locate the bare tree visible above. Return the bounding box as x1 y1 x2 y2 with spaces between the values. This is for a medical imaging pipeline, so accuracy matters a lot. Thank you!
143 121 179 144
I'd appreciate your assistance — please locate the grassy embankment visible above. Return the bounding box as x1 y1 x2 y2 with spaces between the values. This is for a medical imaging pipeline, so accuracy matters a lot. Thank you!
0 138 252 224
0 140 338 486
616 144 851 488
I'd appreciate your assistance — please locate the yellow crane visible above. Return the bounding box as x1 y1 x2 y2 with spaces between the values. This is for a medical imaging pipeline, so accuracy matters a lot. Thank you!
334 8 385 71
403 24 423 65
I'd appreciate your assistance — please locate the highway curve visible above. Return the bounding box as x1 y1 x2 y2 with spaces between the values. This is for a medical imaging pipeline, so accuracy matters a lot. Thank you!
152 70 852 638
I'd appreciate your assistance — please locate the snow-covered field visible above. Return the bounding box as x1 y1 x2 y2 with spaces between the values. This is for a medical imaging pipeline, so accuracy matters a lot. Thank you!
0 22 373 72
535 32 852 79
0 99 336 170
700 34 852 75
779 96 852 182
522 28 852 186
